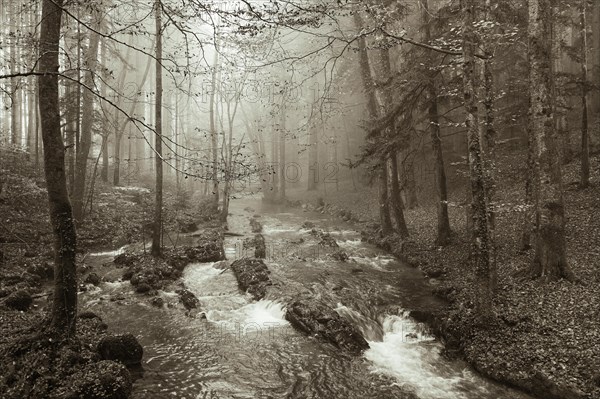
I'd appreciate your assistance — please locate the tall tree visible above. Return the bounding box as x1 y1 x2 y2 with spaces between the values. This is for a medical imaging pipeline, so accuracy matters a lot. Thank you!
528 0 574 280
355 12 393 235
379 48 409 237
39 0 77 335
72 10 102 222
480 0 498 291
422 0 450 245
209 49 220 209
151 0 163 257
279 101 287 201
10 0 22 148
307 109 319 191
579 0 590 188
463 0 493 320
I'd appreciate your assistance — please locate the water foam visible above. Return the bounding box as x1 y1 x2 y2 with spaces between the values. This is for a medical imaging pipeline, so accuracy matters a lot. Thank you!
365 313 485 399
89 245 128 257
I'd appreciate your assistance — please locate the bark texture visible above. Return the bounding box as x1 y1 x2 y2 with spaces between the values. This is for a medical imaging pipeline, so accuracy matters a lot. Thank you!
39 0 78 335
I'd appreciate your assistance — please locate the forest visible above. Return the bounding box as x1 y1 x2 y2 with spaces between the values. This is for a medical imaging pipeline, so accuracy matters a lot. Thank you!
0 0 599 398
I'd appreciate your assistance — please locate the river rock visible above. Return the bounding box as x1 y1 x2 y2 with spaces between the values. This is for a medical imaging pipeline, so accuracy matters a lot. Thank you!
26 261 54 279
302 221 315 229
254 234 266 259
177 288 199 310
150 297 164 308
63 360 132 399
4 290 33 311
328 250 348 262
230 258 271 300
84 272 101 286
135 282 152 294
319 233 338 248
250 218 263 233
113 253 137 267
285 300 369 354
183 241 225 264
97 334 143 366
178 220 198 233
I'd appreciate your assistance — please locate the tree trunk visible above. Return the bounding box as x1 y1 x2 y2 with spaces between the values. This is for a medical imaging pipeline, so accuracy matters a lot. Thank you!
592 0 600 120
355 12 393 235
580 0 590 188
113 131 122 186
307 120 319 191
10 0 22 148
390 152 409 237
209 49 220 210
521 94 535 251
72 15 102 222
379 48 409 237
481 0 498 291
280 103 286 201
151 0 163 257
528 0 574 281
422 0 451 246
101 134 109 182
463 0 493 321
39 0 77 336
271 123 279 201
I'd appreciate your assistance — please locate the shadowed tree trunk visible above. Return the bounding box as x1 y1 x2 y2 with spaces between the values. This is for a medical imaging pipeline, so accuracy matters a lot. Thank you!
592 0 600 130
279 102 286 201
463 0 493 321
39 0 77 335
481 0 498 292
307 117 319 191
209 49 220 210
379 48 409 237
10 0 21 148
579 0 590 188
355 12 392 235
422 0 450 246
151 0 163 257
72 13 102 222
390 152 409 237
528 0 574 281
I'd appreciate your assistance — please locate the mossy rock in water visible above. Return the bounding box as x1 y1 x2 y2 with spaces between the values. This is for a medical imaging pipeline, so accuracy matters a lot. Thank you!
84 273 101 286
230 258 271 300
250 218 263 233
285 299 369 355
97 334 143 366
176 288 199 310
62 360 132 399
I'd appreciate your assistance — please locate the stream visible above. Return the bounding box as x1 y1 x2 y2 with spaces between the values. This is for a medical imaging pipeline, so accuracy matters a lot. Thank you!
81 197 532 399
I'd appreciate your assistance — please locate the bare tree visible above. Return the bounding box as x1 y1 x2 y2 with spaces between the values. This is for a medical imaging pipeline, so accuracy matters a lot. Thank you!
39 0 77 335
463 0 493 321
151 0 163 257
528 0 574 280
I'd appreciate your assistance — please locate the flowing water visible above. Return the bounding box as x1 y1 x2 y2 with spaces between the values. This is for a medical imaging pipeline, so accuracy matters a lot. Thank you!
81 197 532 399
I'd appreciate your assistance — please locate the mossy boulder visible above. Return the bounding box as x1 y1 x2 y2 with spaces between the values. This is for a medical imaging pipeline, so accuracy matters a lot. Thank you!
230 258 271 300
4 290 33 311
97 334 143 366
285 300 369 354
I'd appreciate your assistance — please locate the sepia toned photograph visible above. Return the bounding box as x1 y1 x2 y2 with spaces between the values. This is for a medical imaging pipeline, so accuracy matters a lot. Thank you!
0 0 598 398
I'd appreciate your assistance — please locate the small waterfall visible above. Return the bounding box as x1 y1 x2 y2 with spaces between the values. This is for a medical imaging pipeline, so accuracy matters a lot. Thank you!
89 245 128 257
365 312 486 399
205 300 290 343
334 303 383 341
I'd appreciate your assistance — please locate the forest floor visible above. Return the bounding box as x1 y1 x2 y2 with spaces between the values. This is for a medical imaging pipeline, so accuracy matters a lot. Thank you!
0 163 220 398
287 152 600 399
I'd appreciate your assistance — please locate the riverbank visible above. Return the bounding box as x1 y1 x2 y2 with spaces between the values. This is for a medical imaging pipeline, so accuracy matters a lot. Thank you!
286 153 600 399
0 167 220 398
